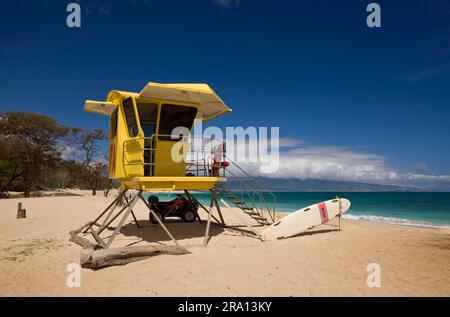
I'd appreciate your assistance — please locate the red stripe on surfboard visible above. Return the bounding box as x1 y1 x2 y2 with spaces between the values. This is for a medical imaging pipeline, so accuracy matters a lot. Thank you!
318 202 329 224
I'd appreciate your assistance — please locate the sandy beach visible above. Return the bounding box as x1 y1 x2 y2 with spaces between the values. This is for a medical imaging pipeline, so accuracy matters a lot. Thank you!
0 193 449 297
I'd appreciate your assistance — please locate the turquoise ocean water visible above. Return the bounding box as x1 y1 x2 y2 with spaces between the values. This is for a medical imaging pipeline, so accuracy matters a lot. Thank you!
144 192 450 229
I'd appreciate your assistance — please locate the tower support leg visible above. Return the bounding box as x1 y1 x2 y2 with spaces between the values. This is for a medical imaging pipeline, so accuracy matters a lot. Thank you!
100 189 127 231
137 192 182 248
187 190 223 225
203 193 215 247
82 190 184 250
82 190 127 234
212 190 226 227
104 191 141 249
184 190 202 223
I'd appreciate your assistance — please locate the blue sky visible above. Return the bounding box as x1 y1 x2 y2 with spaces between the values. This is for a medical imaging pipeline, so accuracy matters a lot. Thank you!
1 0 450 189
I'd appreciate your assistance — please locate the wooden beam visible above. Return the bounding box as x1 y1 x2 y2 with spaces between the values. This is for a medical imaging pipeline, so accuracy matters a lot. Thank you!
83 191 125 234
138 193 183 248
69 222 100 250
189 191 221 224
184 190 202 223
104 192 141 249
212 190 226 227
203 193 215 247
80 245 190 269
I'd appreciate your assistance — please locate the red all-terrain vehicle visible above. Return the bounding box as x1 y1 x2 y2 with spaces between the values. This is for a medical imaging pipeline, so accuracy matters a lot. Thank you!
147 194 199 224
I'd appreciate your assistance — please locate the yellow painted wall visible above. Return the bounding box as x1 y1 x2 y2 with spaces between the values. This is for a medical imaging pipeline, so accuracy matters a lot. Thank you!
106 91 198 181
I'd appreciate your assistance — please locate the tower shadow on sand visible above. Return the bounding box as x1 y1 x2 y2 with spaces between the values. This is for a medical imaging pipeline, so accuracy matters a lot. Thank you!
118 220 224 245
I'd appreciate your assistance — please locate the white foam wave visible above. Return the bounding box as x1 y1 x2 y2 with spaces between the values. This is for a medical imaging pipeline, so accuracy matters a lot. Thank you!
342 214 450 229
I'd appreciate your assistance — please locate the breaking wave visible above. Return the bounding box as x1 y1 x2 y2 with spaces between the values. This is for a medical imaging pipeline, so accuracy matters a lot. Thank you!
342 214 450 229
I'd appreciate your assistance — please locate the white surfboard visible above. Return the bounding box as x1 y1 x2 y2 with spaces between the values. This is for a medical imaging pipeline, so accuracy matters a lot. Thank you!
261 198 351 241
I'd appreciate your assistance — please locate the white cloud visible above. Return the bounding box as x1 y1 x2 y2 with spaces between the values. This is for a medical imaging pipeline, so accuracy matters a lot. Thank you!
221 139 450 189
279 137 304 148
60 146 76 161
233 145 395 181
401 173 450 182
59 145 107 165
400 61 450 83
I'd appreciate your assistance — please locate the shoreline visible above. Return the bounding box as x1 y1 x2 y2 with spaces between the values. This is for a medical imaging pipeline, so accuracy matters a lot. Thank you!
270 209 450 231
3 189 450 230
342 214 450 230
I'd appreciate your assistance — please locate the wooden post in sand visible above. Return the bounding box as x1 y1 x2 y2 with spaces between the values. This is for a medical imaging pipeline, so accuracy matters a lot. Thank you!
337 196 342 231
17 202 26 219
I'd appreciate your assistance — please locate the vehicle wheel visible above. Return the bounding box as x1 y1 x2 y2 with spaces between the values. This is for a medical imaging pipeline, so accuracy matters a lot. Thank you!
181 209 196 223
148 195 159 204
150 211 164 224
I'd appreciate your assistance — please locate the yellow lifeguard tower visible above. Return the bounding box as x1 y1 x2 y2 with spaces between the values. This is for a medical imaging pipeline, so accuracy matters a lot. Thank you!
82 82 275 249
84 82 231 190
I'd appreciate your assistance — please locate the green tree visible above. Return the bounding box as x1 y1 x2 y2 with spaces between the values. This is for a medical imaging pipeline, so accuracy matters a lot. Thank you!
68 128 107 195
0 112 69 197
0 136 26 192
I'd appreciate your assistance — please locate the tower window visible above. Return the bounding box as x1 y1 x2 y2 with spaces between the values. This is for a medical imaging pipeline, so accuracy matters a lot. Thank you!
123 97 138 137
158 104 197 141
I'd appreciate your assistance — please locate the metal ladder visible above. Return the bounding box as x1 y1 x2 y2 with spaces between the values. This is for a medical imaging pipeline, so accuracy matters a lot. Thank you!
214 157 277 226
215 184 270 225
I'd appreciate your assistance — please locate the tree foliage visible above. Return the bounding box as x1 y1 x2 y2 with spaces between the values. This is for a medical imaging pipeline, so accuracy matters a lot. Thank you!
0 111 112 197
67 128 108 195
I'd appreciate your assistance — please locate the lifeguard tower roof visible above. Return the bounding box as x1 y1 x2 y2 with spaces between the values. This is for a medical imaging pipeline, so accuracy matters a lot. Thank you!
84 82 232 121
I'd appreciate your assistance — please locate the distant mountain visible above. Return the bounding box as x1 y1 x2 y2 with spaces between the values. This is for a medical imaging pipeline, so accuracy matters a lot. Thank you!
225 177 420 192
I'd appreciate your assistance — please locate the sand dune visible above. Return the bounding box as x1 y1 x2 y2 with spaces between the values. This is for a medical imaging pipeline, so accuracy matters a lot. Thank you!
0 194 449 296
